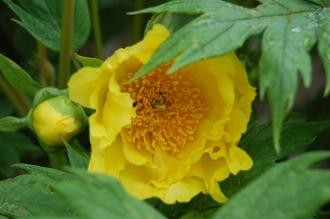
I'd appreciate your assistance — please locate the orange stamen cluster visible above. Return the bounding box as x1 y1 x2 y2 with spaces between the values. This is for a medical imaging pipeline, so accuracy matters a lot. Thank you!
121 64 207 155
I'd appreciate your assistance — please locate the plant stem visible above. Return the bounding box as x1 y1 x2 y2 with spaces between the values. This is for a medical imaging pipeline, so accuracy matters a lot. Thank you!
0 73 31 116
132 0 145 43
37 42 54 87
58 0 75 89
47 149 68 169
39 141 68 169
91 0 103 58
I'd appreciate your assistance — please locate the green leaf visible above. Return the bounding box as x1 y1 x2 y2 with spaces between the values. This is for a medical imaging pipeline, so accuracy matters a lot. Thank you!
63 140 89 169
318 8 330 95
0 54 41 96
0 132 40 177
3 0 91 52
0 164 165 218
222 120 330 197
0 132 40 153
0 116 27 132
0 99 13 118
307 0 330 6
144 12 195 34
73 54 103 67
131 0 328 151
213 152 330 219
129 0 268 80
0 164 76 218
148 194 220 219
181 209 217 219
53 172 166 219
13 163 73 181
258 1 319 152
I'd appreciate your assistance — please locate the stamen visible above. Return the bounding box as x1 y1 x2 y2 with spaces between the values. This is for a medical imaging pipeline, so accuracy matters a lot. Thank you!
120 64 207 156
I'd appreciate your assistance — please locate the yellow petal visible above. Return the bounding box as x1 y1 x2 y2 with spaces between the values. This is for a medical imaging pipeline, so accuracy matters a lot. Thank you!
119 163 155 200
122 136 149 166
227 145 253 175
89 135 127 178
225 108 248 143
68 67 107 109
100 72 136 148
133 24 170 64
184 55 236 141
190 154 230 203
162 177 206 204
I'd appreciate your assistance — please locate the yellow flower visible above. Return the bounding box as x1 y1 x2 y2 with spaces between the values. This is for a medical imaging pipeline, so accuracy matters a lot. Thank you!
32 95 83 146
68 24 256 204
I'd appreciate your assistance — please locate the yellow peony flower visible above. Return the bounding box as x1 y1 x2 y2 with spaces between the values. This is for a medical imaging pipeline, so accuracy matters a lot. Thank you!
32 95 83 146
68 24 256 204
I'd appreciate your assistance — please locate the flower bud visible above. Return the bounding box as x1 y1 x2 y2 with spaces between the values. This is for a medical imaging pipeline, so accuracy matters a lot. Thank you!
32 95 84 146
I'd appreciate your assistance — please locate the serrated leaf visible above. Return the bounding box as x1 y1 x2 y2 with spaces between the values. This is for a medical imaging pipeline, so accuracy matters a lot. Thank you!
145 13 195 34
53 172 166 219
213 152 330 219
0 165 76 218
3 0 91 52
0 54 41 96
0 116 27 132
73 54 103 67
258 0 319 151
63 140 89 169
130 0 267 81
318 8 330 95
222 120 330 197
132 0 327 151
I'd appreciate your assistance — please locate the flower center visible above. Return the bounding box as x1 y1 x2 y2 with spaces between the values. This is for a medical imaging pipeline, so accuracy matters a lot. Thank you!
121 64 207 155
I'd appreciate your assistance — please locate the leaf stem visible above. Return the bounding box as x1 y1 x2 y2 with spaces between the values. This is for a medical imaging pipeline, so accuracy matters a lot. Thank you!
0 73 31 117
91 0 103 58
58 0 75 89
47 148 68 170
132 0 145 43
37 42 54 87
39 141 68 169
47 149 68 169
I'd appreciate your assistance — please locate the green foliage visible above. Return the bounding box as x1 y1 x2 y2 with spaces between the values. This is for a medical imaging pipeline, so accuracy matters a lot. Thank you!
318 8 330 94
73 54 103 67
213 152 330 219
222 120 330 197
2 0 91 52
0 133 40 178
0 54 41 96
53 171 166 219
0 100 13 118
132 0 330 151
145 13 194 34
0 0 330 218
0 116 27 132
63 140 89 169
0 164 76 218
0 164 165 219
